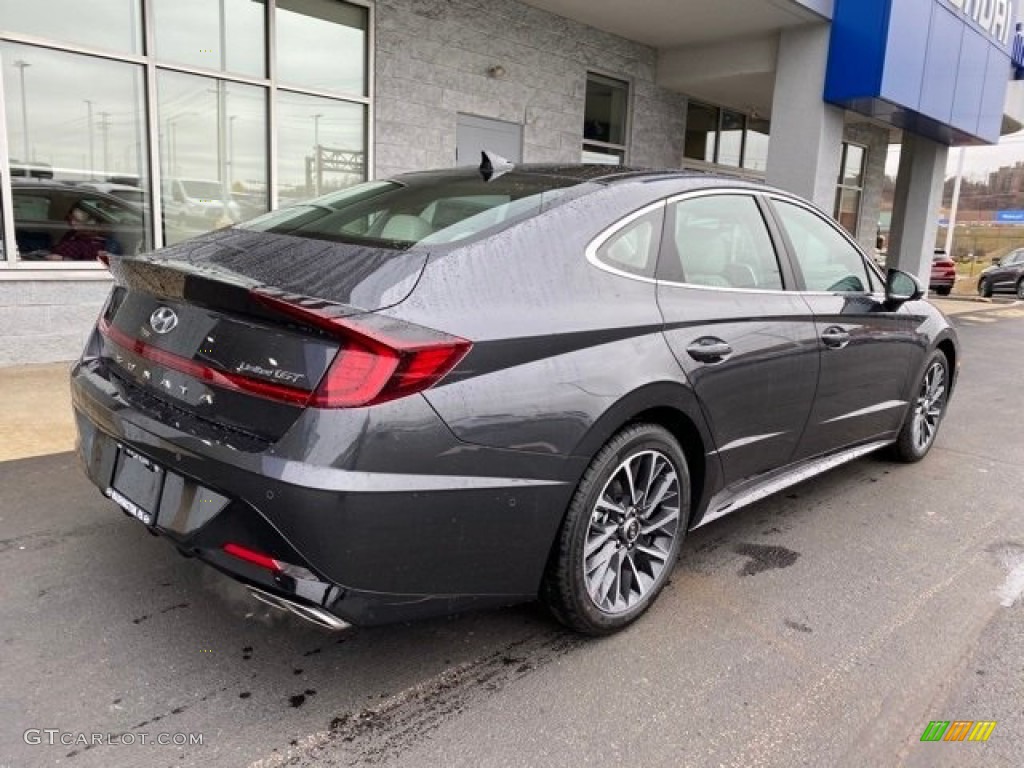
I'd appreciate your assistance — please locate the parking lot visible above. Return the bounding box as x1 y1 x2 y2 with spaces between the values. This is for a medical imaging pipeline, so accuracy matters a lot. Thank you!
2 299 1022 768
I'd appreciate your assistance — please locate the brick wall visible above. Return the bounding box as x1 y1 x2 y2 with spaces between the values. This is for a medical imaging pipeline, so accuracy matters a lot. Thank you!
0 279 110 366
373 0 686 177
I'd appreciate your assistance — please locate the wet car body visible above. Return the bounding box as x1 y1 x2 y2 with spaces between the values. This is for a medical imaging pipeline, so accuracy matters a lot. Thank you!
71 166 959 631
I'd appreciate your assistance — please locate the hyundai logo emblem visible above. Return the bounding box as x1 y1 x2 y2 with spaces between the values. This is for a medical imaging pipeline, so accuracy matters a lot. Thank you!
149 306 179 334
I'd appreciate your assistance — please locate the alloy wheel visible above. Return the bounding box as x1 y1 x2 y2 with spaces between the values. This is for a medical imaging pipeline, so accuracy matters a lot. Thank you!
583 450 680 614
911 360 946 453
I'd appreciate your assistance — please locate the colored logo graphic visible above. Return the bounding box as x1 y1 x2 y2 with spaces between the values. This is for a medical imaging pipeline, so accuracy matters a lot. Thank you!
920 720 997 742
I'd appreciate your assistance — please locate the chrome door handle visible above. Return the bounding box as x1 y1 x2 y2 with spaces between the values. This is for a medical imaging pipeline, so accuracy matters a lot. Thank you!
821 326 851 349
686 338 733 363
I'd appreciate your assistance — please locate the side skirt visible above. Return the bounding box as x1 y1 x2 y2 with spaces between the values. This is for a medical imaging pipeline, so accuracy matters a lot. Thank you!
692 439 893 529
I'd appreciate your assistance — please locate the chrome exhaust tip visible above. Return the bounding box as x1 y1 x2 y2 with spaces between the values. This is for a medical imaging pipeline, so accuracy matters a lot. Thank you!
247 586 351 631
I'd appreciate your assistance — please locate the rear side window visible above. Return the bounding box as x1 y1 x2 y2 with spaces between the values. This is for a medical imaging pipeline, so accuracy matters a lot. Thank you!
773 200 873 293
661 194 783 290
593 207 664 278
239 173 590 248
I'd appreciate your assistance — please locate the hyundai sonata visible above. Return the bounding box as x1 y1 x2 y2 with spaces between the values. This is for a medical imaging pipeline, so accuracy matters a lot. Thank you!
72 160 957 635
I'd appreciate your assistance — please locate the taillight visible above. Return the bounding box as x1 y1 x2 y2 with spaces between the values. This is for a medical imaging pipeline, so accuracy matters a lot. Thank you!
223 543 318 580
250 288 471 408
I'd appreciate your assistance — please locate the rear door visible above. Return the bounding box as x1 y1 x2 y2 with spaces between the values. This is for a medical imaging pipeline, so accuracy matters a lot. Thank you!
765 195 923 459
657 191 820 488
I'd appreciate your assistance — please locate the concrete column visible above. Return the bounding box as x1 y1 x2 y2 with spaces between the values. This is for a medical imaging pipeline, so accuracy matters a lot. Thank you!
765 24 845 210
887 132 949 287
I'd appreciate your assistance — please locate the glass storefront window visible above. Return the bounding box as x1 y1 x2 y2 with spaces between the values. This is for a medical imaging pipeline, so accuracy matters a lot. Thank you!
581 147 623 165
277 91 366 205
834 142 867 236
157 70 267 245
684 102 718 164
276 0 368 96
0 0 143 55
1 42 151 261
718 110 744 168
152 0 266 78
743 117 770 171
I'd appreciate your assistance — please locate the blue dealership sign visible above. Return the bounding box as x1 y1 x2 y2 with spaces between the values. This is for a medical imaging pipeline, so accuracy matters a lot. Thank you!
995 210 1024 222
826 0 1014 145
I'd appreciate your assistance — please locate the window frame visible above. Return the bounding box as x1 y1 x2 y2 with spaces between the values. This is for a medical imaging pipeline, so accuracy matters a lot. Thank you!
585 200 665 282
833 140 867 237
581 71 631 165
0 0 375 276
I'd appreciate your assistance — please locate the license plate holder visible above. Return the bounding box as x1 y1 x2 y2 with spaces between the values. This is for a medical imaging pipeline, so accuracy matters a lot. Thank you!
107 445 164 527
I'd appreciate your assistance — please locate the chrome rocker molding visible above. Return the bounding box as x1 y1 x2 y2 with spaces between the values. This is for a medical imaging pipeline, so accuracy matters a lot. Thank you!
695 439 892 528
247 586 351 631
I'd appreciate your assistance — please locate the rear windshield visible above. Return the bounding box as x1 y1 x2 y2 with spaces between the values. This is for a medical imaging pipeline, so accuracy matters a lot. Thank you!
237 173 590 248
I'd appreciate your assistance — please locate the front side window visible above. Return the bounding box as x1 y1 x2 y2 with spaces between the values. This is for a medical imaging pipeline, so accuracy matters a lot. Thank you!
774 199 873 293
661 194 783 290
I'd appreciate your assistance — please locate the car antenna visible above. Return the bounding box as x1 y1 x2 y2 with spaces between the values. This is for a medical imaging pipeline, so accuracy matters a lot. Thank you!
479 150 514 182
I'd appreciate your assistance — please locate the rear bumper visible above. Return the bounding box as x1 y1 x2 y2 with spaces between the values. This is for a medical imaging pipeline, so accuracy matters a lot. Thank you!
71 356 580 626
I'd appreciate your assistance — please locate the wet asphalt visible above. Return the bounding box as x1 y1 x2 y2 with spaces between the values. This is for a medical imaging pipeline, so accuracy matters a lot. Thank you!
1 305 1022 768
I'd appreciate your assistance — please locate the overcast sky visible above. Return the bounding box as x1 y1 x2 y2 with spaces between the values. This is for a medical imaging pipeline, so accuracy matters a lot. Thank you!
886 129 1024 182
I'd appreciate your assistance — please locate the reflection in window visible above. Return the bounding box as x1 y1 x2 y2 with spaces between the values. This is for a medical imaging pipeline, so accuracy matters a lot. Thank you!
718 110 744 168
582 73 629 163
277 91 366 205
153 0 266 77
276 0 368 96
833 142 866 236
0 0 142 54
776 200 870 292
743 118 770 171
158 71 267 245
0 42 151 261
684 102 718 164
666 195 782 290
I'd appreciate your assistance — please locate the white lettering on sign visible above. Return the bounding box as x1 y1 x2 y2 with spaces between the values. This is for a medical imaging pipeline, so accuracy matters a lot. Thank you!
948 0 1015 45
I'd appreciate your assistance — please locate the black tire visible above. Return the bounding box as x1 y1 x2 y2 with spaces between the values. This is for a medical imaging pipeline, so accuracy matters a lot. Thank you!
978 278 992 298
542 424 690 635
890 350 950 463
1016 279 1024 300
934 285 952 296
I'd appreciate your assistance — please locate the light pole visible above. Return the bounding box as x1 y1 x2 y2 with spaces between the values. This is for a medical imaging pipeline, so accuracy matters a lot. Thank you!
84 100 95 179
227 115 238 189
312 113 324 195
13 60 31 163
97 111 112 179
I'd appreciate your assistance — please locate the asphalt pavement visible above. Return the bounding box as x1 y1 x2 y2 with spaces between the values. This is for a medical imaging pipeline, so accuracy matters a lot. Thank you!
1 305 1022 768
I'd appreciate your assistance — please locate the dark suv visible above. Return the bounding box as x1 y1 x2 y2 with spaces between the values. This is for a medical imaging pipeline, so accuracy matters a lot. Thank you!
978 248 1024 298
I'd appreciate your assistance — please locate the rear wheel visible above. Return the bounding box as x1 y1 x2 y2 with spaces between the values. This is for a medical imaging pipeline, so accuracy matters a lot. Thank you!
542 424 689 635
934 285 951 296
890 350 949 463
978 278 992 297
1016 279 1024 300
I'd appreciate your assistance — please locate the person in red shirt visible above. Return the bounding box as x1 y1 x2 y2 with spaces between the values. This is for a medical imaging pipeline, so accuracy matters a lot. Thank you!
48 206 122 262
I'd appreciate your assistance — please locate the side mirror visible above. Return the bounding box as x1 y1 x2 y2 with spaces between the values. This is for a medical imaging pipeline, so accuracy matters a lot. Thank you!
885 269 924 306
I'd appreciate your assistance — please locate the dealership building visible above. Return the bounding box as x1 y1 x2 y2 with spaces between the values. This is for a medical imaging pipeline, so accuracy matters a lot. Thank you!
1 0 1022 364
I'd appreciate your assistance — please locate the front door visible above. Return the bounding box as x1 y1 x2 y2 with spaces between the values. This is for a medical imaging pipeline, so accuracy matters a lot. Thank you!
766 196 925 460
